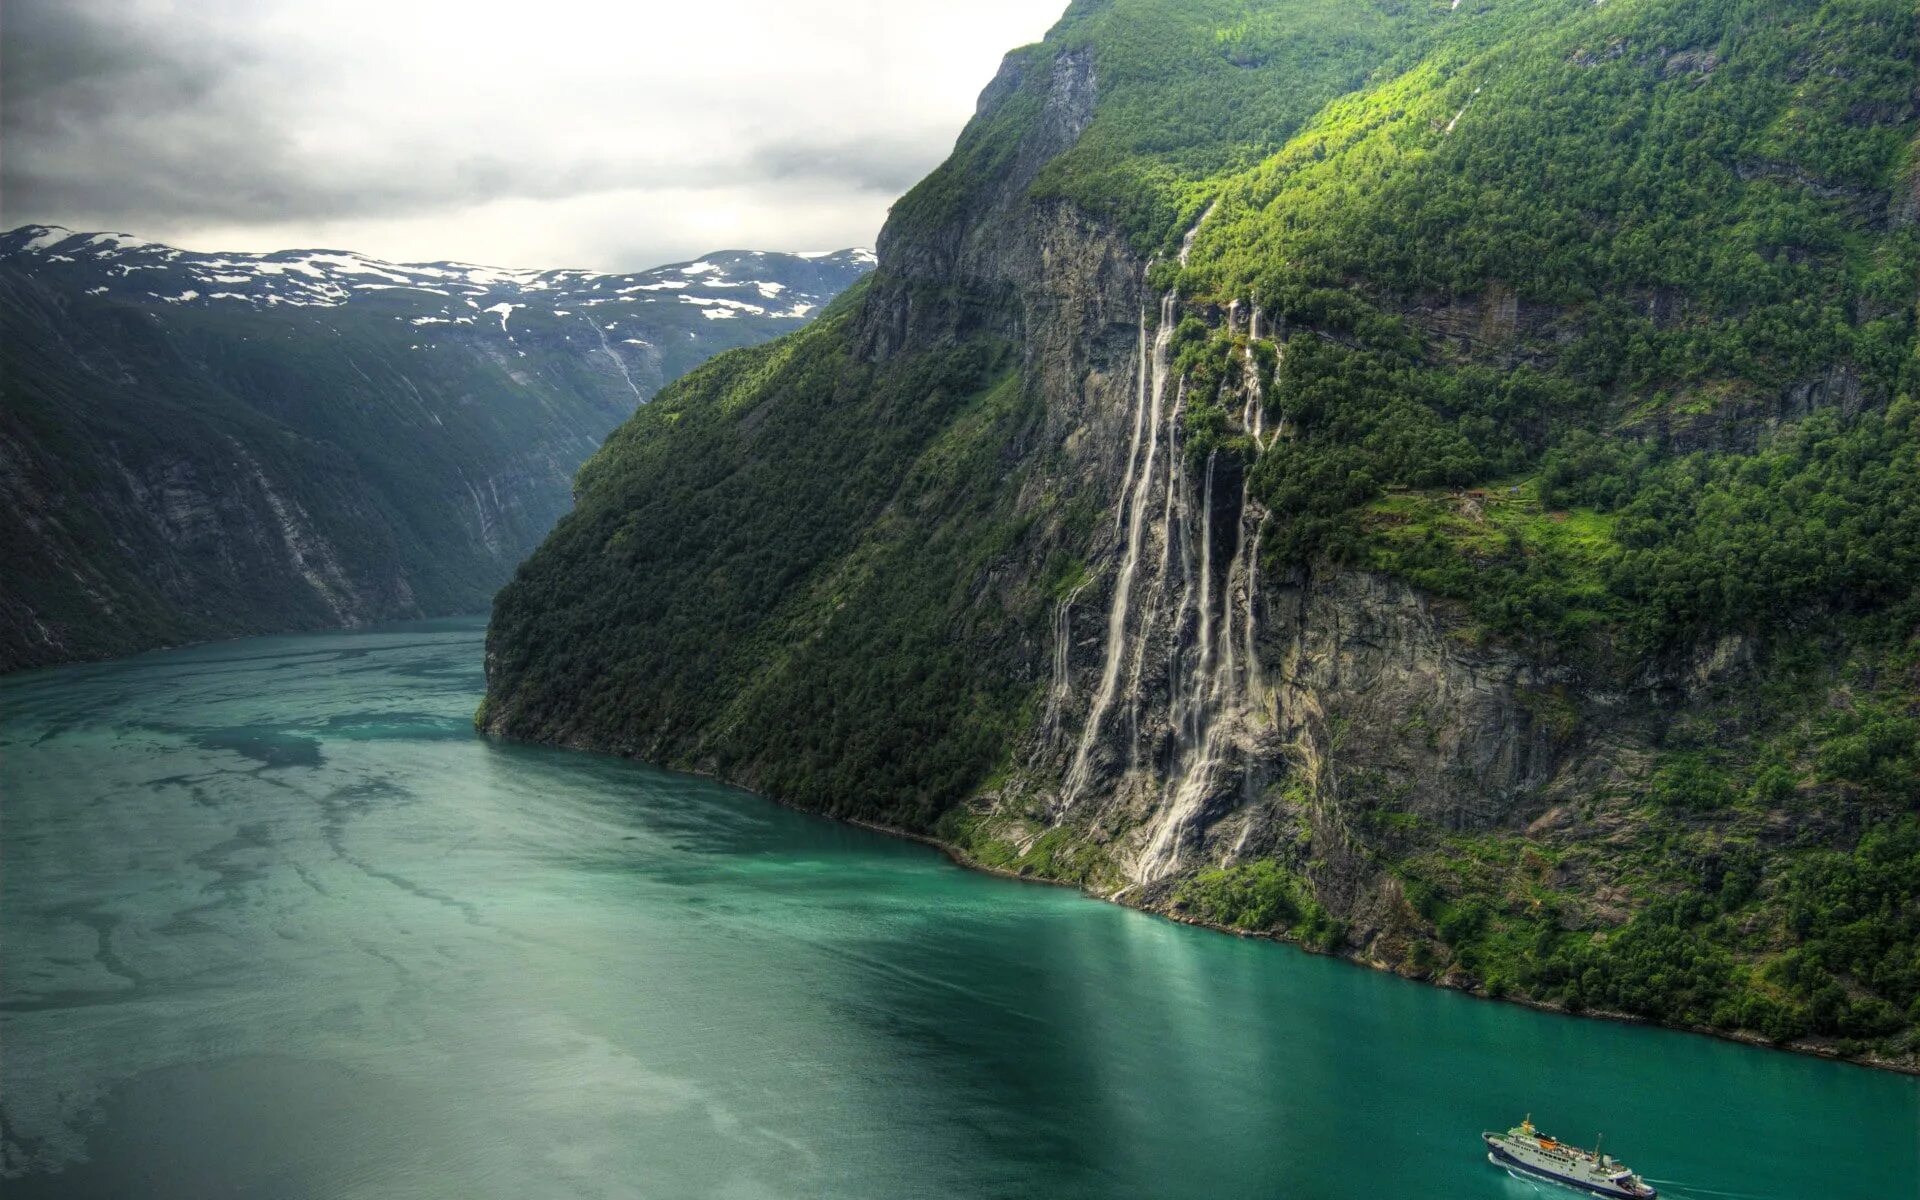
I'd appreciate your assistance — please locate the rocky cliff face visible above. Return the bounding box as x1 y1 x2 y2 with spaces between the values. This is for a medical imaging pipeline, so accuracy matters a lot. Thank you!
0 229 872 671
483 0 1919 1067
835 44 1551 924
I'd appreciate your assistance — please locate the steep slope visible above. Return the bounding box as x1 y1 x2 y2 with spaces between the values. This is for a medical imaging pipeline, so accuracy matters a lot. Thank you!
0 229 872 669
484 0 1919 1067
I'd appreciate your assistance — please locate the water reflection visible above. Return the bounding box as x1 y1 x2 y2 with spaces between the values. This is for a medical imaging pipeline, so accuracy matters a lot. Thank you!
2 619 1914 1199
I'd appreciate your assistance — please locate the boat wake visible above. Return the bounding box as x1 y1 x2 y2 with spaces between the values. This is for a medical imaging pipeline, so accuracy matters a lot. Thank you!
1499 1162 1548 1191
1491 1157 1777 1200
1638 1182 1773 1200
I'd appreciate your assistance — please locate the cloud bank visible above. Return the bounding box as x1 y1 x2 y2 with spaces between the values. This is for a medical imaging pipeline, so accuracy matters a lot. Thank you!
2 0 1067 269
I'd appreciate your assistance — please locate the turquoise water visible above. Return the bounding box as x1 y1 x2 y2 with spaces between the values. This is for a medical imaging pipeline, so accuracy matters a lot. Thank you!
2 618 1913 1199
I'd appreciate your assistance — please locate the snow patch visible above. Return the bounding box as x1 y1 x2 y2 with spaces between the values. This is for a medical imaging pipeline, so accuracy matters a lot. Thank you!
679 295 766 315
87 232 157 252
17 226 71 252
482 301 521 333
352 283 452 295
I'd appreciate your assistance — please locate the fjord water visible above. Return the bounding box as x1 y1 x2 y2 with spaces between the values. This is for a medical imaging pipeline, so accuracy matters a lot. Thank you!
3 621 1913 1199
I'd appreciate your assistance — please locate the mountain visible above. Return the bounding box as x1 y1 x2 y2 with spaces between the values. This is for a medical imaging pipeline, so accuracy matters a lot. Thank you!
482 0 1919 1066
0 227 872 670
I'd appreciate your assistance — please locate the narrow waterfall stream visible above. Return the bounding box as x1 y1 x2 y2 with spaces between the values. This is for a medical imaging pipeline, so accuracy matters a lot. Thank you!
1060 290 1179 810
1042 578 1092 745
1243 306 1267 450
1126 377 1189 766
1113 313 1151 534
1139 448 1250 885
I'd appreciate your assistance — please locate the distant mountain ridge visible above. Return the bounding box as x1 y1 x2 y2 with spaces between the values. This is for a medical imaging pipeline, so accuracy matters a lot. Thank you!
0 226 873 671
3 223 871 339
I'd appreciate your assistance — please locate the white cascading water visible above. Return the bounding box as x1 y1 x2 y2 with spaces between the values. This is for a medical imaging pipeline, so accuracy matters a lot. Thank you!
1162 391 1198 738
1059 290 1179 810
1139 450 1230 882
1053 202 1283 879
1133 313 1277 882
1136 486 1270 880
1243 306 1268 449
1184 453 1218 740
1113 314 1150 533
1122 320 1185 763
1042 578 1092 744
1240 510 1268 711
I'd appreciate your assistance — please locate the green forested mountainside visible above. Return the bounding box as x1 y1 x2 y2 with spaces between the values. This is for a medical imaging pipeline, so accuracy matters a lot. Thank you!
0 233 870 670
1175 0 1919 655
485 286 1044 826
486 0 1920 1066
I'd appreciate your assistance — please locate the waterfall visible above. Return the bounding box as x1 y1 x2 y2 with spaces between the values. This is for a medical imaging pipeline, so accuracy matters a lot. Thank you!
1125 376 1187 767
1185 453 1218 743
1241 513 1268 709
1244 305 1267 450
1133 327 1277 883
1178 205 1214 267
1060 291 1179 809
1220 463 1241 691
1113 313 1150 533
1042 579 1091 744
1055 202 1262 835
1138 454 1242 884
1164 409 1198 745
583 315 645 403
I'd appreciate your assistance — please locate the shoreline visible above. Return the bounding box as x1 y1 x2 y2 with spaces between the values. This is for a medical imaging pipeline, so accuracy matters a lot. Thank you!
555 736 1919 1078
2 610 492 681
854 811 1920 1078
595 741 1904 1075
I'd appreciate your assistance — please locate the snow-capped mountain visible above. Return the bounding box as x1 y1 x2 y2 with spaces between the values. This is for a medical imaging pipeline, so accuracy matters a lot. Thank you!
0 226 874 671
3 224 872 354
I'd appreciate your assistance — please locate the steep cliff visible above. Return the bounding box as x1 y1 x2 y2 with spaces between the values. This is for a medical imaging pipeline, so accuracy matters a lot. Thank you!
484 0 1919 1067
0 229 871 669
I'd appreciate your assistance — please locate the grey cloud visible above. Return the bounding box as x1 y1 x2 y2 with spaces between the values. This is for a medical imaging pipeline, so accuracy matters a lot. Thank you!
3 0 237 120
2 0 929 230
0 0 1066 266
3 0 293 223
751 129 955 194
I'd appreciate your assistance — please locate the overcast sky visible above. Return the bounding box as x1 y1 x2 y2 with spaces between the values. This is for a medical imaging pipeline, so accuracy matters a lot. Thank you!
2 0 1067 270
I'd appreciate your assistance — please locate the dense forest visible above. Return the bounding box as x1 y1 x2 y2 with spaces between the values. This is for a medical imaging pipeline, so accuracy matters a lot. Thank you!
486 0 1919 1067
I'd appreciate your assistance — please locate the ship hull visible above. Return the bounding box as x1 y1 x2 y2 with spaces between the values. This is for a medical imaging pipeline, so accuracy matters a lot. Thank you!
1484 1137 1655 1199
